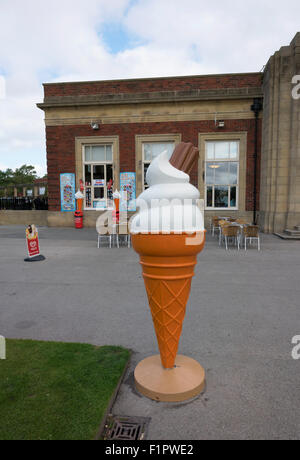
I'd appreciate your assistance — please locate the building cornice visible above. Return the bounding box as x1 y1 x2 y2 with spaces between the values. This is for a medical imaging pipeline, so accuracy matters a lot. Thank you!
37 87 263 110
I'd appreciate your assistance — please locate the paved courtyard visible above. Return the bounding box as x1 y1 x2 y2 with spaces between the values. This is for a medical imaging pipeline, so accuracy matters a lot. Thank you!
0 225 299 440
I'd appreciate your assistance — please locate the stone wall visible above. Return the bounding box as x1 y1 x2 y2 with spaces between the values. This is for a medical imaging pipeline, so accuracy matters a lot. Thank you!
43 73 263 98
45 118 261 212
0 210 103 228
260 33 300 233
0 210 48 227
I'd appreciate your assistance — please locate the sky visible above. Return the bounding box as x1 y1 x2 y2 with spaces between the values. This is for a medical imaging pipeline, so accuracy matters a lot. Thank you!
0 0 299 177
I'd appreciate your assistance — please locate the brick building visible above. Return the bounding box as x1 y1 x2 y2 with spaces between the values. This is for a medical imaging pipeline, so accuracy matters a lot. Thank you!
37 33 300 234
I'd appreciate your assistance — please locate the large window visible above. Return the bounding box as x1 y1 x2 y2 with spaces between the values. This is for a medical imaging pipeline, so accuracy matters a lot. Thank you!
205 141 239 209
142 142 175 189
83 145 113 209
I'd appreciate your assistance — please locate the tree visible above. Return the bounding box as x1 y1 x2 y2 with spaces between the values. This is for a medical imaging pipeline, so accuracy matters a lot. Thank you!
0 165 37 186
13 165 37 184
0 168 14 186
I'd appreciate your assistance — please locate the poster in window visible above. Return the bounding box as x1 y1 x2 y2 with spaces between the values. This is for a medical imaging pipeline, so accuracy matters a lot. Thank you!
93 179 105 187
93 201 106 210
120 172 136 212
60 173 76 212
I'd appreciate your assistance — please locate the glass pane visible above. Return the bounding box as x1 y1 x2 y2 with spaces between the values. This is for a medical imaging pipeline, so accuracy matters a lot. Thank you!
215 162 229 185
94 188 104 199
229 162 238 185
107 189 113 202
106 164 113 183
85 146 92 162
92 146 106 162
144 163 150 188
230 186 237 207
143 142 174 162
143 144 152 162
230 141 239 159
106 145 113 162
206 142 214 160
85 188 91 208
106 164 113 202
85 165 92 186
93 165 104 180
153 142 174 159
215 142 230 159
206 186 213 207
206 163 215 184
215 186 229 208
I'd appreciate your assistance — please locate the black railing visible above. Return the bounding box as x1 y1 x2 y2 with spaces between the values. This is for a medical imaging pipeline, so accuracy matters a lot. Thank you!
0 197 48 211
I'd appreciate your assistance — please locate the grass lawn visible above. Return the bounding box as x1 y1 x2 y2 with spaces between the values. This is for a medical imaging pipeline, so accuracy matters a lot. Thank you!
0 339 130 440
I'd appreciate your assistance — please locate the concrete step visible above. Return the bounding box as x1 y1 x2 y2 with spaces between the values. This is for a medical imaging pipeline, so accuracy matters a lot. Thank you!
284 229 300 236
274 232 300 240
295 226 300 231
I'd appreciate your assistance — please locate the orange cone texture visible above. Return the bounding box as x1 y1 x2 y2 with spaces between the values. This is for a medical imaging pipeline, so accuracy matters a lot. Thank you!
132 233 205 369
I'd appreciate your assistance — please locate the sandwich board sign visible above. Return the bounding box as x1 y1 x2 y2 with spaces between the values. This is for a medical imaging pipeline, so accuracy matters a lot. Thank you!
25 225 45 262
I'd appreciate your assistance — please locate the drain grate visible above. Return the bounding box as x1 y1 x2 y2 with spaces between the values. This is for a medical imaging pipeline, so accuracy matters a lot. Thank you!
103 415 151 440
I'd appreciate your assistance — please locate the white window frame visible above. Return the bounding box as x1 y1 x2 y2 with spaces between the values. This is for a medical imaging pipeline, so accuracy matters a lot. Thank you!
204 140 240 210
82 144 114 210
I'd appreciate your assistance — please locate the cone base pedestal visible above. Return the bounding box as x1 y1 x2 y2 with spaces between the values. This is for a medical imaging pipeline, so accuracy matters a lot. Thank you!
134 355 205 402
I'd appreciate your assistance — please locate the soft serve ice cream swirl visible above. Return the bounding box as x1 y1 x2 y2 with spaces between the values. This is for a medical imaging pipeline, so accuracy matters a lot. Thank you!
130 151 204 234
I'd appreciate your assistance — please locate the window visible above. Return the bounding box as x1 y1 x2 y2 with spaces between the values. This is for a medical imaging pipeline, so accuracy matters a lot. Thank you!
142 142 175 189
205 141 239 209
83 145 114 209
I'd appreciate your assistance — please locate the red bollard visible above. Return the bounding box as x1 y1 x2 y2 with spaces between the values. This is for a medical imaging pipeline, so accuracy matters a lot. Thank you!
74 211 83 229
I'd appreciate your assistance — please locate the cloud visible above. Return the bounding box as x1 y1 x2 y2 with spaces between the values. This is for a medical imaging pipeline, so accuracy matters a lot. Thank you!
33 164 47 178
124 0 300 74
0 0 299 175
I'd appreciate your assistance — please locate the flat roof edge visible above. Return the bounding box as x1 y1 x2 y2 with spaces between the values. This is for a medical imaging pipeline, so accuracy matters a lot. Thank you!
42 72 263 87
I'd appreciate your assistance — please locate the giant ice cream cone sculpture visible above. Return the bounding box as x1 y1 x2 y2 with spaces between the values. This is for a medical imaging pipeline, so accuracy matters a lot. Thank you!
131 143 206 402
133 233 205 369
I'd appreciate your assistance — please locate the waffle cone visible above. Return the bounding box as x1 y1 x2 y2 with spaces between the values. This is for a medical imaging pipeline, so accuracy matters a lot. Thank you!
132 232 205 369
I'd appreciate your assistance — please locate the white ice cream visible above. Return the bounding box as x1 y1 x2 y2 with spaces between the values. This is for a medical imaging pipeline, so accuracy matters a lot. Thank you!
75 190 84 200
113 190 121 200
130 150 204 234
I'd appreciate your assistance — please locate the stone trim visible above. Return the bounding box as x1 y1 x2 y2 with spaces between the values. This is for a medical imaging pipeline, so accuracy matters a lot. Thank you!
42 99 261 127
37 87 263 110
74 136 120 202
198 132 248 212
44 111 259 127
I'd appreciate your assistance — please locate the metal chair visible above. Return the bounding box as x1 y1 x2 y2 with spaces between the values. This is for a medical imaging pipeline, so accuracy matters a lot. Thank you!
97 223 119 248
244 225 261 251
211 217 221 236
222 225 241 251
97 233 113 248
118 222 131 248
219 220 230 246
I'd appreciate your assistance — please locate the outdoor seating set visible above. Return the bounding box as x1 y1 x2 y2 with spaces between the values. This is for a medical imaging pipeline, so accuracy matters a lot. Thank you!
211 216 261 251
